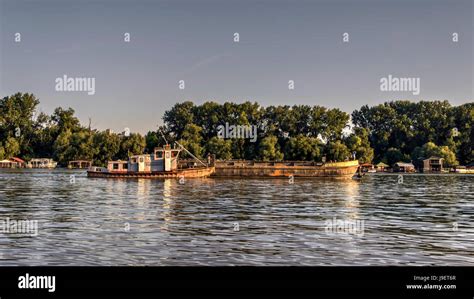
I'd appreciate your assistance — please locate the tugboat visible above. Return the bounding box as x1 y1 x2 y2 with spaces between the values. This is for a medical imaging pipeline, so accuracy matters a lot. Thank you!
87 142 215 179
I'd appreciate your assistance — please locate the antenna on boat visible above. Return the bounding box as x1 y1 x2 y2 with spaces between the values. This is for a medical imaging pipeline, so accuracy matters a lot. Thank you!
158 129 169 145
175 141 207 167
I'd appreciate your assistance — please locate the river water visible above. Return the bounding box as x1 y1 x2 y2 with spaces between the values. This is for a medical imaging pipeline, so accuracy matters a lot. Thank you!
0 169 472 266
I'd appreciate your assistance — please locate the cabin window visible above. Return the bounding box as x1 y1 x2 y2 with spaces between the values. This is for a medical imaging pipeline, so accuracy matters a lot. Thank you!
113 163 119 170
171 151 178 157
132 158 137 163
155 151 163 159
166 152 171 159
123 164 128 169
139 157 144 163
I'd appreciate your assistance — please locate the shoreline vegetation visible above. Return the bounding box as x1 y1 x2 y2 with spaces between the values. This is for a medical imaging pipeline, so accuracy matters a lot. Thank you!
0 93 472 169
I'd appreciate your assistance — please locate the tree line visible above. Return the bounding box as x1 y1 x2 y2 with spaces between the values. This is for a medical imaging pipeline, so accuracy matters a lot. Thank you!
0 93 146 167
1 93 472 166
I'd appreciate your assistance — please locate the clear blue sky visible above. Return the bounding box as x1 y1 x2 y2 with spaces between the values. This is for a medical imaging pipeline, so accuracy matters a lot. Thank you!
1 0 472 134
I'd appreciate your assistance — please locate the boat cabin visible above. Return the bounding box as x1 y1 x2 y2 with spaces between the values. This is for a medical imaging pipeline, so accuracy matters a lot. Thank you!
107 160 128 172
108 145 181 173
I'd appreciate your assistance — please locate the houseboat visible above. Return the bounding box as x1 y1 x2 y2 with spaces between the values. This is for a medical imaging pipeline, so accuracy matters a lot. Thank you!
68 160 93 169
87 144 215 179
0 157 25 168
26 158 58 169
393 162 415 173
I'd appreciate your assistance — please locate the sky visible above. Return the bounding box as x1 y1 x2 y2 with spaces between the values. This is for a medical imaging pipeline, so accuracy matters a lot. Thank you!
0 0 472 134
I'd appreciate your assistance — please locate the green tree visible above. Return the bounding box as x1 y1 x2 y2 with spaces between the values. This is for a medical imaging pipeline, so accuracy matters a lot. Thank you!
118 133 146 159
284 135 322 161
0 93 40 157
384 147 410 166
69 130 95 161
177 124 204 158
344 127 374 163
50 107 81 134
163 101 195 139
258 135 283 161
53 129 73 164
1 137 20 159
412 142 458 166
92 130 121 166
326 140 350 162
452 103 473 165
205 137 233 160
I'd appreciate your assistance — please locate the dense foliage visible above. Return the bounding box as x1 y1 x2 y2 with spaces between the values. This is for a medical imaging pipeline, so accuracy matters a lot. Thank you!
1 93 472 166
0 93 145 166
352 100 473 165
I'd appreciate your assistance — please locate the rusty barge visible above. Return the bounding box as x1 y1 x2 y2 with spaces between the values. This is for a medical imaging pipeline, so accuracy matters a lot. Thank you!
213 160 360 178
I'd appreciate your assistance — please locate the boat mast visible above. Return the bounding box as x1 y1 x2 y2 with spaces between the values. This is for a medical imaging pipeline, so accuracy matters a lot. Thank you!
174 141 207 167
159 129 169 145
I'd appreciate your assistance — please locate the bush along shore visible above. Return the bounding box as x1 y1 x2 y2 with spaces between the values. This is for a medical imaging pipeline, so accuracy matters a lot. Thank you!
0 93 472 168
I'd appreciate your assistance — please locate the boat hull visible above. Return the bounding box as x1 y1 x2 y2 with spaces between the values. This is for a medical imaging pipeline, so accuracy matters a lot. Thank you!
87 167 215 179
212 160 359 178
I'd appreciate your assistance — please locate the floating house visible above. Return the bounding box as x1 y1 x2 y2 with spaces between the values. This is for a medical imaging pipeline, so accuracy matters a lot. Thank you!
375 162 389 172
68 160 92 169
393 162 415 173
422 157 444 172
0 159 16 168
27 158 57 169
0 157 25 168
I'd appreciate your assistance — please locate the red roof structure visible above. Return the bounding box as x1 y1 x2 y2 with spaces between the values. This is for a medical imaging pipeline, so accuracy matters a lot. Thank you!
10 157 25 163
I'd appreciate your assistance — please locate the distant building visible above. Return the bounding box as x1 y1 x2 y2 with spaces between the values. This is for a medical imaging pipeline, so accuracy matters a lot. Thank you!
375 162 389 172
393 162 415 173
457 162 474 174
27 158 57 169
0 159 15 168
422 157 444 172
68 160 92 169
0 157 25 168
452 165 467 173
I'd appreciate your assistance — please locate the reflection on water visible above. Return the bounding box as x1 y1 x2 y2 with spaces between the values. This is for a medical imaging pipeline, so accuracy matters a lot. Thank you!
343 180 360 221
161 179 173 231
0 169 473 266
